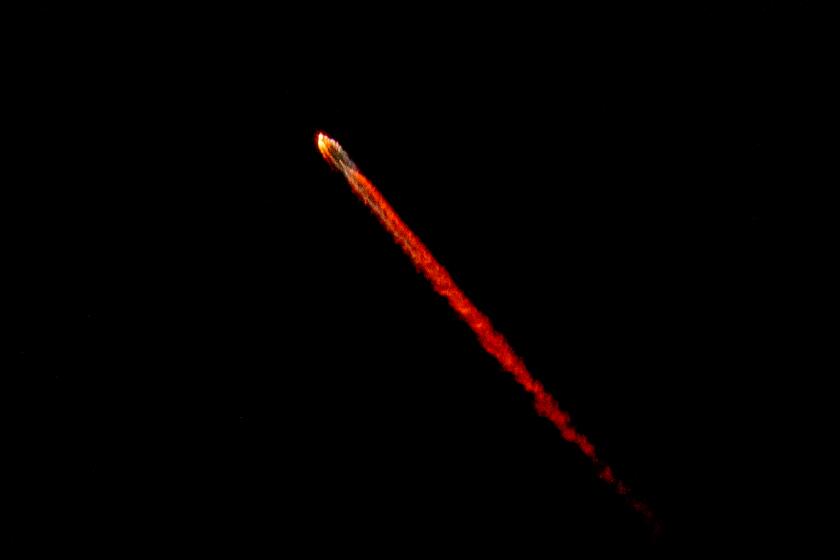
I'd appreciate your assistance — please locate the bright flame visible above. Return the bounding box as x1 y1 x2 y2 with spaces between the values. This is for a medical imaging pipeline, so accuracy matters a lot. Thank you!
316 132 659 534
316 132 329 155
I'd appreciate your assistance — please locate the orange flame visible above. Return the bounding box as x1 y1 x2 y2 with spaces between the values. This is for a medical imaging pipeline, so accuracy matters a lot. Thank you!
316 133 658 532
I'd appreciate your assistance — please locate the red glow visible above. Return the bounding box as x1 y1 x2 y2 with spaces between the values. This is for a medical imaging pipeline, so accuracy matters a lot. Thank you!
317 133 658 532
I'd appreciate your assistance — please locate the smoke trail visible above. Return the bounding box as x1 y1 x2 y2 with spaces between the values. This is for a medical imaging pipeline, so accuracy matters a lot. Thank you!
316 132 658 531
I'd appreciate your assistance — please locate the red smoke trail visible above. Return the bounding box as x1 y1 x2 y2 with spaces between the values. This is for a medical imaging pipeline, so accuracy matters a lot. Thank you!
316 132 658 531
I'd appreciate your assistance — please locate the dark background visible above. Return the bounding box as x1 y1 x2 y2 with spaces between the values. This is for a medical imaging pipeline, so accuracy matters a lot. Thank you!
11 5 827 554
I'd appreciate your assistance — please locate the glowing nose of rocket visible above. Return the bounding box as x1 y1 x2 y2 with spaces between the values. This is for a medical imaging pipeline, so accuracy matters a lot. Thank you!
316 132 329 154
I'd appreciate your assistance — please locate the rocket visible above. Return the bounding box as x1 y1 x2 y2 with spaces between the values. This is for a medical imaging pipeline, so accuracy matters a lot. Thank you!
317 132 356 172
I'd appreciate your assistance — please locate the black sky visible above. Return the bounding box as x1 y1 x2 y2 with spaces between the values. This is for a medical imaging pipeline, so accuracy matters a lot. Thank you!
11 5 827 554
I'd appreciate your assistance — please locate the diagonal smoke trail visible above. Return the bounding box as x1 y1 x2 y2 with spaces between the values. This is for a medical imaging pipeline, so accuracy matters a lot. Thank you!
316 132 658 531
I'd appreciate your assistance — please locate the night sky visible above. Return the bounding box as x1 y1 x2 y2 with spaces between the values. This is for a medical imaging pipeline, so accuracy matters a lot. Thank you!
13 6 825 554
